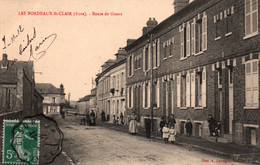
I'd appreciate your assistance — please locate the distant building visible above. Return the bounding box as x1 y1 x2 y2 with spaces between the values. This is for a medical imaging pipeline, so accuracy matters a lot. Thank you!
36 83 65 115
0 53 43 118
96 48 126 122
76 94 96 115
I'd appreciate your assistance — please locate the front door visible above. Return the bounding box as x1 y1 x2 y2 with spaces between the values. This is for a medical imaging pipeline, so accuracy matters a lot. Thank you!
228 68 234 134
251 129 257 145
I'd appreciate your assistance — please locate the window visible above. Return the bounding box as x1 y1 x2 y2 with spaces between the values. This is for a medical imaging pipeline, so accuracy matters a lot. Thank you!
169 38 174 57
181 75 187 107
195 72 202 107
186 23 191 57
154 79 160 108
229 67 233 85
163 41 168 59
245 60 259 107
134 56 138 70
195 13 207 53
245 0 258 37
224 6 234 35
191 19 195 55
195 19 202 53
52 97 55 103
143 45 150 71
153 39 160 68
214 14 221 39
143 82 150 108
128 54 134 77
127 86 133 108
138 54 141 69
116 75 119 91
218 69 222 87
180 27 187 59
191 68 207 108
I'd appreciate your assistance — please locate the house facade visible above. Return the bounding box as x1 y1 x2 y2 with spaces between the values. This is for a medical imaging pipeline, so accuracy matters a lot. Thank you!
0 53 43 118
125 0 260 146
96 49 126 122
36 83 66 116
76 94 96 115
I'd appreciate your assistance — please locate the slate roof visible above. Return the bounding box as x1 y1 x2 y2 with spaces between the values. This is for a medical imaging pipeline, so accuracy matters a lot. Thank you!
77 94 95 102
35 83 60 94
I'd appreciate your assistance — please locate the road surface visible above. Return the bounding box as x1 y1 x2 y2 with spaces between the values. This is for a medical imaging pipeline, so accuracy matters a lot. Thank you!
55 116 245 165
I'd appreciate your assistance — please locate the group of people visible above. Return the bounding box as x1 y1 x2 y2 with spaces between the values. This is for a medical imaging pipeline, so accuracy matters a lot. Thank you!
208 114 221 137
101 111 221 139
84 110 96 126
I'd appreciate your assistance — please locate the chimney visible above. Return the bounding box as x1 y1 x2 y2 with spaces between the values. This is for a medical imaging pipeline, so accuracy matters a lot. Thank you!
146 17 158 32
2 53 8 68
173 0 189 13
115 48 127 61
142 27 147 35
60 83 64 94
127 39 136 46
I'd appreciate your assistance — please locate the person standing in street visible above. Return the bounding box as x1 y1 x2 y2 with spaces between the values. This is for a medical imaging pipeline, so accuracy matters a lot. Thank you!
162 123 170 143
169 114 176 128
208 114 217 136
129 113 138 135
145 117 151 138
169 125 177 144
159 116 166 138
89 110 96 126
120 113 124 125
101 110 106 122
185 119 193 137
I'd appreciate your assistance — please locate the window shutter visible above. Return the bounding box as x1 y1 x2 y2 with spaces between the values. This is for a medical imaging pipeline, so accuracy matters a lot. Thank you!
186 72 191 107
148 44 151 70
245 62 252 106
245 0 251 35
191 72 195 107
202 15 207 51
131 86 134 108
148 82 151 108
142 83 145 108
252 0 258 33
157 79 160 108
191 19 195 55
131 55 134 76
157 39 160 66
143 47 145 72
180 28 184 59
202 67 207 107
187 23 191 56
252 60 259 107
153 43 156 68
127 57 130 77
177 75 181 107
127 87 129 108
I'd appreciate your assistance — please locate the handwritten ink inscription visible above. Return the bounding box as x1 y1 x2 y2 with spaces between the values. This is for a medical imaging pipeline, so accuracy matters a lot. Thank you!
2 25 57 62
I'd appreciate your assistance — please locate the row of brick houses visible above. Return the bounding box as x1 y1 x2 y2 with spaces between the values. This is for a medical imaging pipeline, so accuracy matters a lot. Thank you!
123 0 259 146
93 0 260 146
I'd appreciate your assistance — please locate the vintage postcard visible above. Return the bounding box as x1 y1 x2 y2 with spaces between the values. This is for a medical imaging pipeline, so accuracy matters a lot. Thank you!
0 0 259 164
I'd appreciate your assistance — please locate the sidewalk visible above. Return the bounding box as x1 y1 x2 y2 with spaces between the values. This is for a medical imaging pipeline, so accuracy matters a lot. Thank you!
96 120 260 164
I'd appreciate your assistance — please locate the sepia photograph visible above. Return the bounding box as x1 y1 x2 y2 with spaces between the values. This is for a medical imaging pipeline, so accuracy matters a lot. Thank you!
0 0 260 164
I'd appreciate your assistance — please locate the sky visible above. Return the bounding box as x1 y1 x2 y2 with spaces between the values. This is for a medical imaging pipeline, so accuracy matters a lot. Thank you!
0 0 176 101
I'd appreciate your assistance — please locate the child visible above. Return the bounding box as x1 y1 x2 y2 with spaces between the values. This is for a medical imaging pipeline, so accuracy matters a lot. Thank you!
162 123 170 144
185 119 193 137
215 121 221 137
169 125 177 144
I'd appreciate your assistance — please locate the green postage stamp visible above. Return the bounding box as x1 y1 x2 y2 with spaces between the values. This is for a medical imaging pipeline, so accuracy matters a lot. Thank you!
2 119 40 164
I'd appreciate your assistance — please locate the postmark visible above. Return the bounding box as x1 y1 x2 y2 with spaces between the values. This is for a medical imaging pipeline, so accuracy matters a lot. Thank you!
2 119 40 164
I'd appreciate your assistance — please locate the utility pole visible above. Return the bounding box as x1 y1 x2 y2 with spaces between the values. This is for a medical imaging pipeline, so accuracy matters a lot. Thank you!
149 33 154 131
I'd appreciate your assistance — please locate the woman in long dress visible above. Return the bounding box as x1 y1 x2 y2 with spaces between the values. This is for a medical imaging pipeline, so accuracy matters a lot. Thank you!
129 114 138 135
